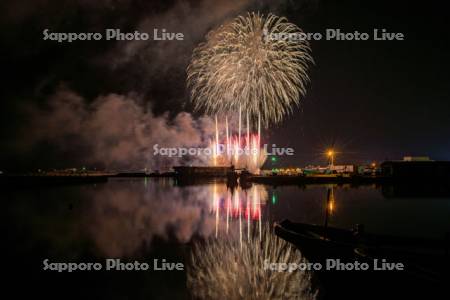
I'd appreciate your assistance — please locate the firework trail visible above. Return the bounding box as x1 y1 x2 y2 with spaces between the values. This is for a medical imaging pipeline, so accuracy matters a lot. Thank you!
187 223 317 300
207 131 266 173
187 12 313 127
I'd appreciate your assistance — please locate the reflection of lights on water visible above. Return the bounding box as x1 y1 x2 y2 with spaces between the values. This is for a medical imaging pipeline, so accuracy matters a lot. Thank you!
187 223 317 300
210 184 267 221
327 187 335 214
214 183 219 238
328 200 334 213
272 193 277 204
226 193 230 234
247 194 250 240
209 183 267 245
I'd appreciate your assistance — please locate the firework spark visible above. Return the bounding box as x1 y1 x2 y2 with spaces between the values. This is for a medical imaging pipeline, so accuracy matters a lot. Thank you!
187 12 313 127
206 115 266 173
187 223 317 299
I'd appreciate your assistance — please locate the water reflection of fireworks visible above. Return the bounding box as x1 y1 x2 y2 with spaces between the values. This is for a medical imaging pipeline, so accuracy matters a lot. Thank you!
187 223 317 300
210 184 267 240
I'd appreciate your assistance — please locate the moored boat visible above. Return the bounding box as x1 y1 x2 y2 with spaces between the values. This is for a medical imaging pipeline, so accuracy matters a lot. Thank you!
274 219 449 283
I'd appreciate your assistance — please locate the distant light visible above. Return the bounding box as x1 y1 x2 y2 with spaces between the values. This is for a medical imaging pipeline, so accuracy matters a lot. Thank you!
327 150 334 157
271 156 277 162
272 194 277 204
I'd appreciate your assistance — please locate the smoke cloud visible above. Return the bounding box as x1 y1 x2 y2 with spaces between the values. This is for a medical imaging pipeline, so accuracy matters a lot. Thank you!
21 87 214 171
107 0 251 74
1 0 308 170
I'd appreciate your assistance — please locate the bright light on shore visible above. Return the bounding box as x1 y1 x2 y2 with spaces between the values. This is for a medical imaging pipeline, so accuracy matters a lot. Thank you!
326 149 335 166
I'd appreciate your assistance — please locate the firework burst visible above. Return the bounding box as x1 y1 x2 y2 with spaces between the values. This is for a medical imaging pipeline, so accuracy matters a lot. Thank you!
187 12 313 127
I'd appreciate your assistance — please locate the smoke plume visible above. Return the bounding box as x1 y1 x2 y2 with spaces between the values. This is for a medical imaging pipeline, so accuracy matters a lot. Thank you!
21 87 214 171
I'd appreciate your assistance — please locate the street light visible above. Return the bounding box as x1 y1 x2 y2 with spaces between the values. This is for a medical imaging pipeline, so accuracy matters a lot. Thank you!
327 150 335 167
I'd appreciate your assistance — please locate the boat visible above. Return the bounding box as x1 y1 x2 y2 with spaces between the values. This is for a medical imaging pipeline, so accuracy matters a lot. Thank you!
274 219 449 283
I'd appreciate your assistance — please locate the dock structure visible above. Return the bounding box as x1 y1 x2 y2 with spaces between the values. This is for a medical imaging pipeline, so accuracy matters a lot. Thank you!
173 166 233 177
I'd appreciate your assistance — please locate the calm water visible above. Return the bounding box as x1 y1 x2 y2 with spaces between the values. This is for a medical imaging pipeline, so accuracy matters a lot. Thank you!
4 178 450 299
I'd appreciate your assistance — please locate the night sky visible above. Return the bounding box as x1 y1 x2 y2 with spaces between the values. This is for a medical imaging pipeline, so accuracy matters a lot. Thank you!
1 0 449 171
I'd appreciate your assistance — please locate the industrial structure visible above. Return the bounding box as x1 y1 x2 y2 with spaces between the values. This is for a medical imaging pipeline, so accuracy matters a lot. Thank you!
381 157 450 180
